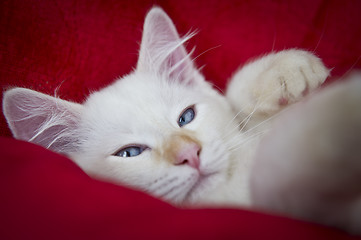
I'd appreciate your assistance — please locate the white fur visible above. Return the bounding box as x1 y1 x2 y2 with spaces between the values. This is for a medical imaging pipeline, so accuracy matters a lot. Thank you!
3 7 361 234
227 49 329 130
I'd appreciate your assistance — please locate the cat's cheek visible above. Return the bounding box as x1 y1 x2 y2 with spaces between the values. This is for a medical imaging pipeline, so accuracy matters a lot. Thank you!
87 154 155 188
98 155 197 204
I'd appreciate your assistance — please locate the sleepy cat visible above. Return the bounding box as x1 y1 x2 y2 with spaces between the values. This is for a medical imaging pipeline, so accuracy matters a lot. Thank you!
2 7 361 234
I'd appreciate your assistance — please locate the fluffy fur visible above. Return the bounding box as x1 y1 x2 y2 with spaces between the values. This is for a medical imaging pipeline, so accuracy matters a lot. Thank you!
3 7 361 234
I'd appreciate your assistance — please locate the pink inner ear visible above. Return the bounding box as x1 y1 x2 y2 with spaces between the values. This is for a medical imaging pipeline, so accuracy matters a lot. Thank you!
3 88 83 153
10 111 48 142
137 8 197 85
166 43 196 84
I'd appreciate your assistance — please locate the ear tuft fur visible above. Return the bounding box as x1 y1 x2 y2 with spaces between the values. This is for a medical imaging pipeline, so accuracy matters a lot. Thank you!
2 88 83 153
137 7 199 85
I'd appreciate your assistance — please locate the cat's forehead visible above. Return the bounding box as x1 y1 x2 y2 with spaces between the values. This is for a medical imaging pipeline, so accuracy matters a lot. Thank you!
83 72 201 133
89 72 199 108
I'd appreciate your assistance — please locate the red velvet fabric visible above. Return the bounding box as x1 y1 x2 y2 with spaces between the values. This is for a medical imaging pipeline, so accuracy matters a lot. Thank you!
0 137 357 239
1 0 360 239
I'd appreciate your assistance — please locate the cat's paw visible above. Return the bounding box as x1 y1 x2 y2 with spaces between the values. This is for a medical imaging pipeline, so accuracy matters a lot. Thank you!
251 49 329 114
227 49 330 121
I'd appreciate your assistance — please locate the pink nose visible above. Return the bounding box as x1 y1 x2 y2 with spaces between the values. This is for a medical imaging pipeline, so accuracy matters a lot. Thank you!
174 142 201 169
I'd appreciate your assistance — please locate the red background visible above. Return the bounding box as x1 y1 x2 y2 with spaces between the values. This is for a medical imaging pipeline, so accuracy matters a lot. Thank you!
1 0 360 239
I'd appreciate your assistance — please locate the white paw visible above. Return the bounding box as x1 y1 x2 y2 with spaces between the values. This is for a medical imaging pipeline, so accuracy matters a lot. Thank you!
251 49 329 114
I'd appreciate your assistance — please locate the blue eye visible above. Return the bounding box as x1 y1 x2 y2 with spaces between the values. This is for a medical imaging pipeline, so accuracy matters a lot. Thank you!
114 146 146 158
178 106 195 127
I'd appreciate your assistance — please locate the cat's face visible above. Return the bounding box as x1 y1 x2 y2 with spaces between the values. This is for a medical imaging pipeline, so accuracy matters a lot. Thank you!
2 8 241 204
75 70 238 204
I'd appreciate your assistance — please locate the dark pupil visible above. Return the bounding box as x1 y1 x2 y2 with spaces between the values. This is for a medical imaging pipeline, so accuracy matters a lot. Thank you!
180 116 186 123
123 150 131 157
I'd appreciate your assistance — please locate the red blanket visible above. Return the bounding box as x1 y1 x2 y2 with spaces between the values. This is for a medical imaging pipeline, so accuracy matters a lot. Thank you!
1 1 360 239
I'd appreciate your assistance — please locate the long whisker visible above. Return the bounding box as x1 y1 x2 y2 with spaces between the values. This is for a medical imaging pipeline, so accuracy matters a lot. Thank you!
223 81 283 140
271 30 277 52
210 82 226 94
192 45 222 63
172 42 221 86
224 108 244 130
313 17 327 53
226 96 302 153
340 55 361 80
243 105 291 135
227 129 268 152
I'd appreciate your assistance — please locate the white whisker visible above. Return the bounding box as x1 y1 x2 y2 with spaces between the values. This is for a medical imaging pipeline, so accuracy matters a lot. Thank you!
313 19 327 53
340 55 361 79
228 129 268 152
223 80 285 140
243 106 291 135
192 45 221 63
208 81 225 94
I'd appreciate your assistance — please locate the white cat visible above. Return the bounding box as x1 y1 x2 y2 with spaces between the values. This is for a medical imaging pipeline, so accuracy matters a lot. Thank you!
3 7 361 234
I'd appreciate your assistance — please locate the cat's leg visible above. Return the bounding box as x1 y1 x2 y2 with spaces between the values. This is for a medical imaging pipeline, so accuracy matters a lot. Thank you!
251 74 361 234
226 49 329 129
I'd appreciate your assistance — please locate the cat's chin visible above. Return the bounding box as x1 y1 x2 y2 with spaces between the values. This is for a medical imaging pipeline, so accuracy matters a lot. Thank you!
156 170 220 207
181 171 221 205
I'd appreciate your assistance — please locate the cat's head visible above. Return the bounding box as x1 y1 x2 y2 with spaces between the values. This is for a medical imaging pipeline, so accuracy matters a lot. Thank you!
2 8 239 204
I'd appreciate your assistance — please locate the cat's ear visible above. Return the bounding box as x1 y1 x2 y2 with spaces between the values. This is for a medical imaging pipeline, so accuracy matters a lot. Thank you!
2 88 83 154
137 7 200 84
